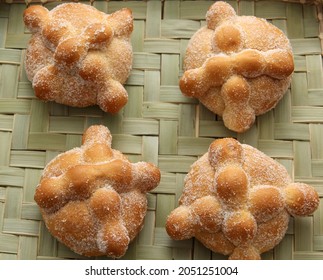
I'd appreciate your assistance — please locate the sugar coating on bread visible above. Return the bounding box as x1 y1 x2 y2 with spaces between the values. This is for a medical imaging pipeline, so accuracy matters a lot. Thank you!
179 1 294 132
166 138 319 260
34 125 160 258
23 3 133 113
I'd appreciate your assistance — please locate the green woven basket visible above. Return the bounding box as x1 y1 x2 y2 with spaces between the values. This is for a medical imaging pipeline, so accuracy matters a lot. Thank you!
0 0 322 260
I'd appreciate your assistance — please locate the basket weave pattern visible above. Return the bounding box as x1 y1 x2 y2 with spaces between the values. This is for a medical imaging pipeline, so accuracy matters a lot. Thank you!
0 0 322 260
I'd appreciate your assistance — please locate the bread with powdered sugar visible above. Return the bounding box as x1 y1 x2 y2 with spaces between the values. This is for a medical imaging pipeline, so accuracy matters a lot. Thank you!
179 1 294 132
166 138 319 259
23 3 133 113
35 125 160 258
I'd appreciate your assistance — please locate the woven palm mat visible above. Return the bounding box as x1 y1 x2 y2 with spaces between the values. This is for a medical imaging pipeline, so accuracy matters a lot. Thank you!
0 0 322 260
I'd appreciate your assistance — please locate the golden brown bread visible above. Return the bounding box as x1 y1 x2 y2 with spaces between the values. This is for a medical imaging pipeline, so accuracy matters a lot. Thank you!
23 3 133 113
34 125 160 258
166 138 319 260
179 1 294 132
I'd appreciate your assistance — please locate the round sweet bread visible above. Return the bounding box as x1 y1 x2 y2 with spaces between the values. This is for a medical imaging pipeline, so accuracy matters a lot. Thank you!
23 3 133 113
166 138 319 260
179 1 294 132
34 125 160 258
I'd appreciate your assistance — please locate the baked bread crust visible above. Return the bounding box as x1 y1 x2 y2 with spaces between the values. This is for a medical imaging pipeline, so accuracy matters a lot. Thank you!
23 3 133 113
166 138 319 260
179 1 294 132
34 125 160 258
